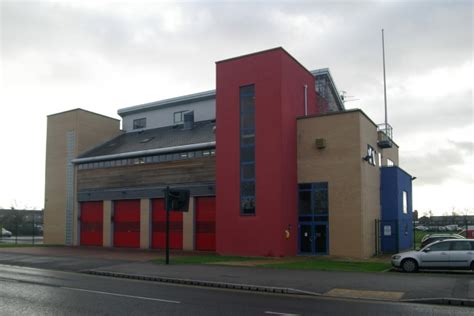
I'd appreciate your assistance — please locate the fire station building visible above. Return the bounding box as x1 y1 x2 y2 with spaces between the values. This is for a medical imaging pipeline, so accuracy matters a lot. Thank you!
44 47 413 258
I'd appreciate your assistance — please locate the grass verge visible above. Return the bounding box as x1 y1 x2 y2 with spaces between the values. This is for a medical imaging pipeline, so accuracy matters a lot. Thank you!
151 255 262 265
257 259 391 272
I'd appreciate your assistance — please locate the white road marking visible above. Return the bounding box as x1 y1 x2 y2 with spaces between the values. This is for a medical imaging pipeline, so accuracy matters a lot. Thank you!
61 286 181 304
264 311 300 316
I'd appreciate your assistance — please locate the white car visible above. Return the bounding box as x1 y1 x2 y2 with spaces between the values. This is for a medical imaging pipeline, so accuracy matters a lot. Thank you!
392 239 474 272
1 227 12 237
415 225 429 231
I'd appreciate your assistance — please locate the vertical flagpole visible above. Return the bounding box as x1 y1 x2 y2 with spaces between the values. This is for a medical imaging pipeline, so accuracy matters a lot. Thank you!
382 29 388 128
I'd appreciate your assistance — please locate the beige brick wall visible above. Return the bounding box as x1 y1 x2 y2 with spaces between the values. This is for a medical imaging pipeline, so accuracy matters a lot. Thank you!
297 110 398 259
140 199 151 249
103 200 113 247
183 197 195 251
44 109 121 245
297 111 363 258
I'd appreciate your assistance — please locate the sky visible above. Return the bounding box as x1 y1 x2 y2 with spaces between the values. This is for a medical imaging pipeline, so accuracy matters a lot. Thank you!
0 0 472 215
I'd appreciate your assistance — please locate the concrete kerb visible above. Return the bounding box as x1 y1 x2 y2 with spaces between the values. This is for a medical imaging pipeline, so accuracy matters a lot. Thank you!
81 270 474 307
401 297 474 307
82 269 318 296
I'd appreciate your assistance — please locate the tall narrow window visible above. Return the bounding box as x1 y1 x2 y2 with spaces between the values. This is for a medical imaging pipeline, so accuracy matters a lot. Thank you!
240 85 255 215
403 191 408 214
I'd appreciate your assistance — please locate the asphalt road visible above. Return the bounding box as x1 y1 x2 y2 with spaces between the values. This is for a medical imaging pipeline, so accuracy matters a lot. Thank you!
0 264 472 316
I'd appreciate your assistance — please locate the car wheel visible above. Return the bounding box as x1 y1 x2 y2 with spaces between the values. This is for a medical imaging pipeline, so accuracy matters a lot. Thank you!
470 261 474 272
401 259 418 273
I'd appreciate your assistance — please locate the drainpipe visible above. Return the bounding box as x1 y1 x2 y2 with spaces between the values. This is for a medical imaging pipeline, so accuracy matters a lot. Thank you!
304 84 308 116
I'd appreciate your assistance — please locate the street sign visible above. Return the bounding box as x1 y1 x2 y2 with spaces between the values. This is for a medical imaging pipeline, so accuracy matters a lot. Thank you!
166 189 190 212
163 187 190 264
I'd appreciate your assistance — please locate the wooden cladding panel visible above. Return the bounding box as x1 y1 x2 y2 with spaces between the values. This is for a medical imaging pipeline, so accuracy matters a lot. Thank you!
77 157 216 191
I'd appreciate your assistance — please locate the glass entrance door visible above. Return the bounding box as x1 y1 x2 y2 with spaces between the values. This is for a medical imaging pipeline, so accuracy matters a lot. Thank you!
298 223 328 255
314 224 328 255
299 224 313 253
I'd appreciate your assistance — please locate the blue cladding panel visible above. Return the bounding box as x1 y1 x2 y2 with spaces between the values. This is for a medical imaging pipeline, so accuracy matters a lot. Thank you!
381 167 413 252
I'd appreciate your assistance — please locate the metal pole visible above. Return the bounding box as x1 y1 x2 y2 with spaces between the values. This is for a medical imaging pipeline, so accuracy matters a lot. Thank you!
32 213 35 245
382 29 388 128
165 186 170 265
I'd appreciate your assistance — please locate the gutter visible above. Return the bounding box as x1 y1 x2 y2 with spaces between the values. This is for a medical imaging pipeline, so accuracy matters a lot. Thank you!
72 141 216 164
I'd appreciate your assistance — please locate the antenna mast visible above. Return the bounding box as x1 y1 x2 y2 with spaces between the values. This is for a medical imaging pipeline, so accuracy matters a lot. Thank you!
382 29 388 127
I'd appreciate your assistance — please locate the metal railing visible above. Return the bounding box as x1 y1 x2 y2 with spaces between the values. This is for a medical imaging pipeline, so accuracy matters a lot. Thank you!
0 210 43 245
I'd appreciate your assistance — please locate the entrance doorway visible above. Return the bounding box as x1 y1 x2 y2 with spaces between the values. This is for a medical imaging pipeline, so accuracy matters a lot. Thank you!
298 222 328 255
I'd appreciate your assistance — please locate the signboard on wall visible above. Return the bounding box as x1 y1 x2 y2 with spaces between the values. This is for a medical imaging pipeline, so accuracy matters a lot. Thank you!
384 225 392 236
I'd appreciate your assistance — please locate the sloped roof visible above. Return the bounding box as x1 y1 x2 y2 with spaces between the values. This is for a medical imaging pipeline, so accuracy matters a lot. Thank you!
79 120 216 159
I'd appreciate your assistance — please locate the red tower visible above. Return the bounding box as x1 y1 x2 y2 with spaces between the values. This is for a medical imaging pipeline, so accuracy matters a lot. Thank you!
216 48 317 256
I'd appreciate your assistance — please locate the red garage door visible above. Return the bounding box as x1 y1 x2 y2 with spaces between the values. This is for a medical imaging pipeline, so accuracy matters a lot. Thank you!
195 196 216 251
113 200 140 248
80 201 103 246
151 199 183 250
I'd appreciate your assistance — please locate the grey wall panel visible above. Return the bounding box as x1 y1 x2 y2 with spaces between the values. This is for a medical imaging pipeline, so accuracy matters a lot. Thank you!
123 98 215 132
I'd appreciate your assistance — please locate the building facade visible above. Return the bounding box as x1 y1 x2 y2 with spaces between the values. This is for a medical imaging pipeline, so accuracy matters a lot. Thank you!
44 47 413 258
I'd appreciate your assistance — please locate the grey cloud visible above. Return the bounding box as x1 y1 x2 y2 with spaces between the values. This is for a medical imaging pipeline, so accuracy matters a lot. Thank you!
402 142 473 185
448 140 474 154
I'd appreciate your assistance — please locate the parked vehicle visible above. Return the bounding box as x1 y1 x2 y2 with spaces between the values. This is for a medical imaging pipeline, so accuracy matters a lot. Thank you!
392 239 474 272
444 225 459 232
1 228 12 237
420 233 464 248
415 225 429 231
459 229 474 238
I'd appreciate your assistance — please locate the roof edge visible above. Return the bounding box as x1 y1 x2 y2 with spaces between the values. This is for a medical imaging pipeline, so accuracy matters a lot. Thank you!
216 47 316 79
47 108 119 121
73 141 216 164
118 90 216 116
297 109 399 148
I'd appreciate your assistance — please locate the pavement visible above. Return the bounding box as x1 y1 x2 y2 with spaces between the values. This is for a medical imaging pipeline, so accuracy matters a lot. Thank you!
1 246 473 306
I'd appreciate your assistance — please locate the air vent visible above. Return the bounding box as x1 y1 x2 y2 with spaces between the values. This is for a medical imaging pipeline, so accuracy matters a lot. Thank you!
315 138 326 149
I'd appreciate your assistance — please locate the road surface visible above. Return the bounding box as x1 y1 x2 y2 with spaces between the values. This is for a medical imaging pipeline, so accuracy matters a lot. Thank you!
0 264 472 315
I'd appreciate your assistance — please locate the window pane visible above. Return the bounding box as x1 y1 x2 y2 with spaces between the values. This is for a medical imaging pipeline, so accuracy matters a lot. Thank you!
242 164 255 180
241 181 255 196
240 146 255 162
241 112 255 129
241 97 255 113
299 183 311 190
314 189 328 214
428 242 450 251
240 85 255 96
241 132 255 145
133 118 146 129
403 191 408 214
299 191 311 215
174 111 183 124
240 197 255 214
451 241 471 251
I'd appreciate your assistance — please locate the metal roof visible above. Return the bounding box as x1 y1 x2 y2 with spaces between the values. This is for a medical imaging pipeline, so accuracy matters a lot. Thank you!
78 120 216 159
118 90 216 116
116 67 344 117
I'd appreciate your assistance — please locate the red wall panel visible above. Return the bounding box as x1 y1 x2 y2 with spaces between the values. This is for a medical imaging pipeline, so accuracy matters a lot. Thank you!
216 48 317 256
80 201 103 246
113 199 140 248
195 197 216 251
151 198 183 250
